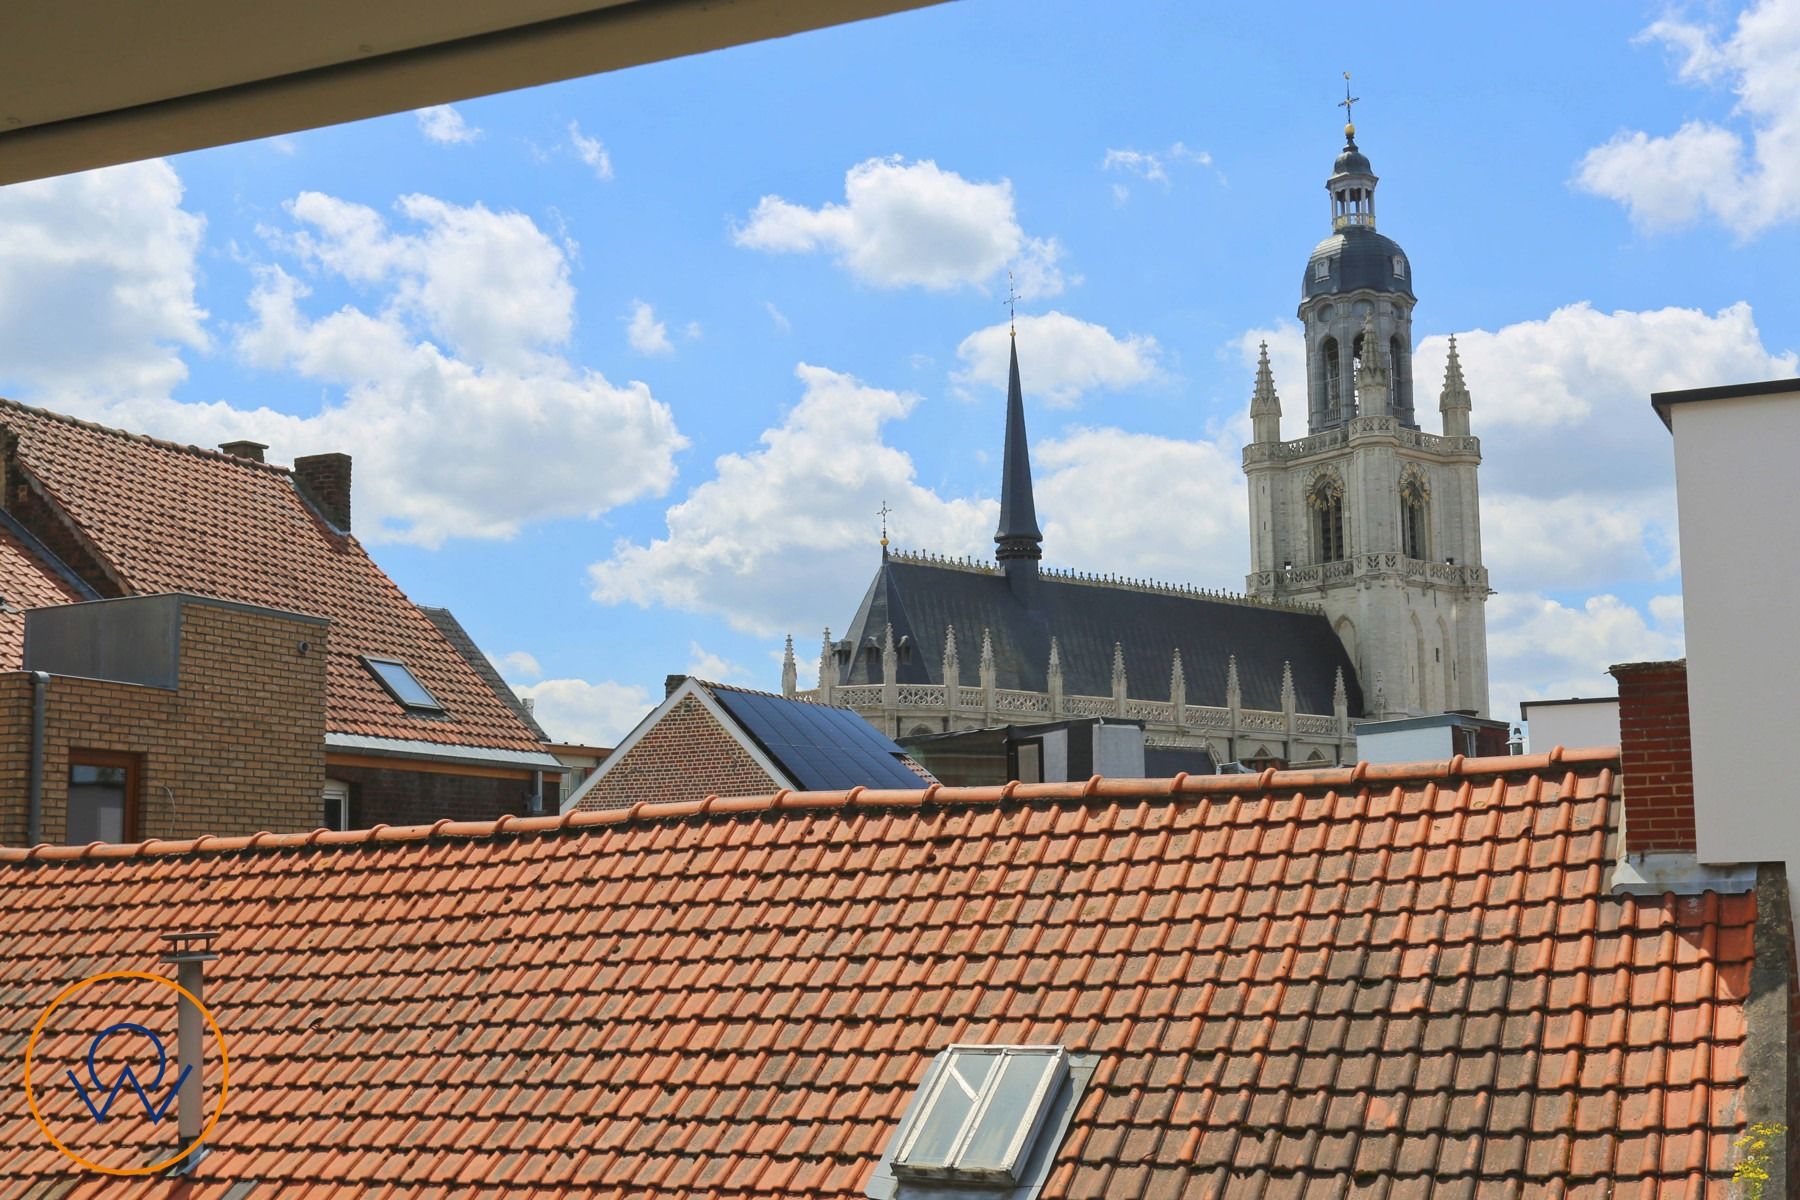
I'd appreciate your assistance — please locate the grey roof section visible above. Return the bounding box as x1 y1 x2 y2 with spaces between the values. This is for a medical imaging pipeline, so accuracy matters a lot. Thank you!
324 732 562 771
420 605 550 741
707 683 925 791
836 558 1362 716
1304 225 1414 301
994 336 1042 558
1332 144 1372 175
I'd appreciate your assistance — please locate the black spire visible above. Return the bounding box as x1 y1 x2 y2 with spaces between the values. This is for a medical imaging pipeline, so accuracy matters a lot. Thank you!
994 333 1043 578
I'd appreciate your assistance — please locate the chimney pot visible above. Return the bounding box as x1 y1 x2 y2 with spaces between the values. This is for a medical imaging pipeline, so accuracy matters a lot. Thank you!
218 440 267 463
292 453 352 532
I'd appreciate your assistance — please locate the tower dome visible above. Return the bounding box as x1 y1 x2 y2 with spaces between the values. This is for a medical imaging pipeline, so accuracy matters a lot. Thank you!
1296 118 1420 431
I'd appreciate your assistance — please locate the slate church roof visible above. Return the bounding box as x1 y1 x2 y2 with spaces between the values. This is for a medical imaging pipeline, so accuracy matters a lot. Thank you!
0 748 1764 1196
831 332 1363 716
836 555 1362 715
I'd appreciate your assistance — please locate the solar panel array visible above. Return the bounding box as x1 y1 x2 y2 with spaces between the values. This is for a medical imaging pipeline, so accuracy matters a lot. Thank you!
710 687 924 791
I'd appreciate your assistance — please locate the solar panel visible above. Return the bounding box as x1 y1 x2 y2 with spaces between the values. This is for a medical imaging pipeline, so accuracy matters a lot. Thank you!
711 688 923 791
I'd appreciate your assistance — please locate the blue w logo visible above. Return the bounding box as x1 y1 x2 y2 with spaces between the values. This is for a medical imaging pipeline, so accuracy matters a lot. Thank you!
67 1023 189 1125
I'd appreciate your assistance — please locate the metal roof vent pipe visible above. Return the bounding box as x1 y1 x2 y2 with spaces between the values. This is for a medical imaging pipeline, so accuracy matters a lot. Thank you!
159 930 220 1173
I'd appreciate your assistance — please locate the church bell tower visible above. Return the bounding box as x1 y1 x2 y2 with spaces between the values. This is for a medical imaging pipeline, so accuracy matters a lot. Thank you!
1243 100 1490 719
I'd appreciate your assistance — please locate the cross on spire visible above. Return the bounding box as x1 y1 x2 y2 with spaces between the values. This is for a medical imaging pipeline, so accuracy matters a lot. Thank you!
1338 71 1359 140
877 499 893 552
1006 269 1018 337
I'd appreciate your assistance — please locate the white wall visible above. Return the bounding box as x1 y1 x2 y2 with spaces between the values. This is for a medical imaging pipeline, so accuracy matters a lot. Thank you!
1523 700 1619 755
1355 723 1450 764
1669 387 1800 866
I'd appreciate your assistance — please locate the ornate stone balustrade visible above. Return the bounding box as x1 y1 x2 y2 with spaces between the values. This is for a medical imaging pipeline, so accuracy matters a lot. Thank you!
1399 427 1479 456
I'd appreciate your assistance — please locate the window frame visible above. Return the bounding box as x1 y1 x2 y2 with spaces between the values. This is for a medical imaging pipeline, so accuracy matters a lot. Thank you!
322 779 351 832
66 748 141 845
360 655 446 714
892 1045 1067 1185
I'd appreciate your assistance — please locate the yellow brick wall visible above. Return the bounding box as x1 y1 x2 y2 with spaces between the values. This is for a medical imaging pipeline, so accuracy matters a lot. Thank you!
0 602 328 845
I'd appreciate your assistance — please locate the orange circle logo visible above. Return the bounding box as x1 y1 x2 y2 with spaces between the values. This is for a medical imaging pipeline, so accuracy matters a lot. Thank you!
23 971 230 1176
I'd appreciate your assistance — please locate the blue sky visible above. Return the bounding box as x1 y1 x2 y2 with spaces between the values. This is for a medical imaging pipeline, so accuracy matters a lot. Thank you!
1 0 1797 743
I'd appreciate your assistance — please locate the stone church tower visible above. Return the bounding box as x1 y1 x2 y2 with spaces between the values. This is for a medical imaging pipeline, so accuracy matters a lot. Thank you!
1243 119 1490 719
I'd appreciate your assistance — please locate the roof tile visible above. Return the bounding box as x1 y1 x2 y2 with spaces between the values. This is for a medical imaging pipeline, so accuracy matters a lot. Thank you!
0 750 1760 1196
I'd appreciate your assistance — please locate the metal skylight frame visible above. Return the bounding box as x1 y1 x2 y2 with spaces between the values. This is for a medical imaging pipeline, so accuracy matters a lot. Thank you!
889 1045 1067 1186
360 655 445 714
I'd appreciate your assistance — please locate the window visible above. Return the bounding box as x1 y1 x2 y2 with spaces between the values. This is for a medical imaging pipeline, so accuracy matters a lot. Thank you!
67 750 139 844
1400 467 1430 560
362 656 444 713
323 780 350 831
1312 258 1329 281
1393 255 1407 278
893 1047 1066 1184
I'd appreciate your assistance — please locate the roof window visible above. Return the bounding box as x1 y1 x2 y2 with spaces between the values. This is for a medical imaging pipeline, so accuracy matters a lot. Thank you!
362 657 443 713
1313 258 1330 281
870 1045 1096 1198
1393 255 1407 278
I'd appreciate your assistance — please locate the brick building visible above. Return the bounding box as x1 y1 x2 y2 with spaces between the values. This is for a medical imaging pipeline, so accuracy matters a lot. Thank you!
569 676 930 811
0 398 556 842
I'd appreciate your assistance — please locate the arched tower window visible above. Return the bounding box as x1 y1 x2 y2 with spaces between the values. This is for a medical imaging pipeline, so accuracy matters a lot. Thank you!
1399 465 1430 560
1321 336 1341 421
1308 471 1346 563
1350 332 1365 414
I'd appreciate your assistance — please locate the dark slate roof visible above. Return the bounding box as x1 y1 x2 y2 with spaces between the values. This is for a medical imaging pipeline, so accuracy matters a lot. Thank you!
1304 225 1414 301
995 335 1042 556
706 682 928 791
836 556 1362 715
1332 144 1372 175
419 605 550 741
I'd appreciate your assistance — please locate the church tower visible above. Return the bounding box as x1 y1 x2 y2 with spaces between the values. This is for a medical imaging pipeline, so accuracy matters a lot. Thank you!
1243 107 1490 719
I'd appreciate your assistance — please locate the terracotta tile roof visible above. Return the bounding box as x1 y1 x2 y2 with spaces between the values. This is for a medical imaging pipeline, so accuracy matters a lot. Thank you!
0 397 544 753
0 750 1758 1197
0 520 86 666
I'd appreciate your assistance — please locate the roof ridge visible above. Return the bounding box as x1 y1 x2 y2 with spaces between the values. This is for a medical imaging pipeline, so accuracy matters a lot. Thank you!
699 677 837 706
886 546 1321 614
0 747 1619 867
0 394 293 476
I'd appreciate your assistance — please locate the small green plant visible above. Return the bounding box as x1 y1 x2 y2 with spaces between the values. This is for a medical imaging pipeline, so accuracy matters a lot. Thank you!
1732 1122 1786 1199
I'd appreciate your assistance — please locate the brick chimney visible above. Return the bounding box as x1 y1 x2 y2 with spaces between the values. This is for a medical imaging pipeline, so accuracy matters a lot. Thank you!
1608 659 1695 854
293 453 351 532
218 440 267 463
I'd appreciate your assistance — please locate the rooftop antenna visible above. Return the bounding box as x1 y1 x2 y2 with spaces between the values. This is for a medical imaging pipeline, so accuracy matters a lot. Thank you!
878 499 892 555
1338 71 1359 142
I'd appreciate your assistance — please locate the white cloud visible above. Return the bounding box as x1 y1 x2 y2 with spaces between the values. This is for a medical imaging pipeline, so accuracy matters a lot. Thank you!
591 363 994 638
764 301 791 333
953 312 1160 407
510 676 651 746
626 300 673 355
733 156 1066 298
1487 592 1685 724
687 642 747 683
1575 0 1800 237
415 105 480 145
684 321 703 341
568 121 614 181
1409 301 1794 590
1036 428 1247 583
0 159 208 403
491 650 542 680
1103 141 1216 202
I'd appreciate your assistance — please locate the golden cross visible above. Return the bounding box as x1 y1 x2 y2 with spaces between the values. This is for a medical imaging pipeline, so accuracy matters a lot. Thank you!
1338 71 1359 128
877 500 893 547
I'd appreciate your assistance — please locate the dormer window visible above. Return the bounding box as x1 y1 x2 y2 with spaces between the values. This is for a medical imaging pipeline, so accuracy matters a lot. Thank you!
1393 255 1407 279
1313 259 1330 281
362 656 444 713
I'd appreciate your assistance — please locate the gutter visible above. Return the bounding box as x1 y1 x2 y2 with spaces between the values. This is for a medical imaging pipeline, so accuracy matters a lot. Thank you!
27 670 47 845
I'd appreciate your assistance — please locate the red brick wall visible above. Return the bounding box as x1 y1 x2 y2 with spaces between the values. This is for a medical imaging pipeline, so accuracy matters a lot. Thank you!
575 693 778 812
0 602 327 844
327 763 534 827
1608 659 1695 854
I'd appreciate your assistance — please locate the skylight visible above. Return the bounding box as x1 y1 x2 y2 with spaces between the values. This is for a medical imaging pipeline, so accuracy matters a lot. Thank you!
362 657 443 713
889 1046 1067 1186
